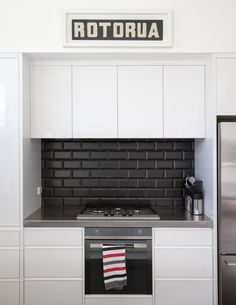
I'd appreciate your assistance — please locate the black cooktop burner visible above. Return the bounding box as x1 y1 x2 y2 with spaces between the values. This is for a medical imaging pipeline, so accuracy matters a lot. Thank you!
77 203 159 219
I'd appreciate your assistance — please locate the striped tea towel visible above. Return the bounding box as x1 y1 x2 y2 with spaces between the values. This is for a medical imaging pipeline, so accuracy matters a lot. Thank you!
102 244 127 290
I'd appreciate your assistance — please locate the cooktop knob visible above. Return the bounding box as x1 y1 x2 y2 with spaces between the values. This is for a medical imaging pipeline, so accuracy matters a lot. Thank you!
104 211 108 216
122 211 127 216
128 211 133 217
110 211 114 216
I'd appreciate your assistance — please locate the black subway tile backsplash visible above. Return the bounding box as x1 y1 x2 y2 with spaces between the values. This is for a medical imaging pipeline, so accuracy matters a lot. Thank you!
41 139 194 208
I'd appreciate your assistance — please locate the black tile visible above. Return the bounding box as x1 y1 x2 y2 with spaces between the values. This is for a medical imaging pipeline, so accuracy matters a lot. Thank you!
147 189 164 197
120 142 137 150
120 161 137 169
100 179 119 188
174 160 193 169
73 188 90 197
83 179 100 188
42 169 54 178
55 170 71 178
129 152 146 160
44 179 63 187
109 152 127 160
90 189 109 197
64 161 81 168
165 151 182 160
129 189 146 197
138 160 155 169
138 179 155 188
174 180 184 188
44 142 63 150
42 152 53 159
147 170 164 178
55 189 72 197
91 170 109 178
120 179 137 188
183 169 194 177
54 152 71 159
165 170 183 179
109 189 128 197
155 198 174 208
156 179 173 188
42 188 53 197
64 198 80 206
109 170 129 178
100 142 119 150
73 170 90 178
63 142 81 150
165 189 183 198
129 170 146 178
82 142 100 150
43 198 63 206
91 152 108 159
101 161 119 169
174 198 184 208
174 141 193 150
44 161 63 169
156 161 173 169
147 152 164 159
73 152 90 159
183 151 194 160
64 179 81 187
138 142 155 150
156 142 173 150
82 161 99 169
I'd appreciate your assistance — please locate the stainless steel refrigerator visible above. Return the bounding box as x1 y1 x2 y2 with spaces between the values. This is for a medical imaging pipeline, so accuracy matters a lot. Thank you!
218 122 236 305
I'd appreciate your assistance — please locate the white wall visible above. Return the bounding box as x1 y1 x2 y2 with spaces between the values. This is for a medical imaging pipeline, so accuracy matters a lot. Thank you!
0 0 236 52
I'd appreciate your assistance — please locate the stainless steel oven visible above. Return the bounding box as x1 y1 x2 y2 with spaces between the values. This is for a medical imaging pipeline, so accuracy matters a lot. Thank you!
85 227 152 295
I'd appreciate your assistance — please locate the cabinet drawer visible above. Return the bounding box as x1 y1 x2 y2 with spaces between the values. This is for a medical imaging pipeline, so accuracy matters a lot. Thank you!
0 249 19 278
154 279 213 305
24 280 83 305
0 281 19 305
0 229 19 246
154 248 212 278
24 248 83 278
24 228 83 246
154 228 212 247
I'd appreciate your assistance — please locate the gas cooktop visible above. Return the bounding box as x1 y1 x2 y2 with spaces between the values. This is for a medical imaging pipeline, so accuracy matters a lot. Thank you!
76 204 160 220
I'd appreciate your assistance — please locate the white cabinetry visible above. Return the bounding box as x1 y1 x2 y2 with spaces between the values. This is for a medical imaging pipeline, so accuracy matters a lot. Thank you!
73 66 117 138
217 57 236 115
0 58 20 225
31 66 72 138
164 66 205 138
118 66 163 138
153 228 213 305
24 228 84 305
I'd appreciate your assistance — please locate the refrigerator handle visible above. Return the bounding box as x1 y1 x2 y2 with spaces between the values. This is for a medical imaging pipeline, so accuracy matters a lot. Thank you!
224 260 236 267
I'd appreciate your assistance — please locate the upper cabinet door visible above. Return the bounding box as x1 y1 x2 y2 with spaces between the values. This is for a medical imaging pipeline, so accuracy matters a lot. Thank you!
31 66 72 138
118 66 163 138
0 58 19 225
164 66 205 138
73 66 117 138
217 58 236 115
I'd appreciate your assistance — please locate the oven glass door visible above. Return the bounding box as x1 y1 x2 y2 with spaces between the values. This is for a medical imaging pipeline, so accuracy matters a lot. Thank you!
85 239 152 295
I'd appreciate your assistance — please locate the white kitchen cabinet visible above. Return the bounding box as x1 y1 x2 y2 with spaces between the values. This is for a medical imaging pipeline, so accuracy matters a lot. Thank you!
118 66 163 138
217 58 236 115
0 58 20 225
73 66 117 138
24 280 83 305
31 65 72 138
153 228 213 305
0 281 20 305
24 228 84 305
0 249 20 278
154 280 213 305
164 66 205 138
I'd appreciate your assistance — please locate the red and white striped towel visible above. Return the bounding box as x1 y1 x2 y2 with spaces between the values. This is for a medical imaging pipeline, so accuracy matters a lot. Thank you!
102 244 127 290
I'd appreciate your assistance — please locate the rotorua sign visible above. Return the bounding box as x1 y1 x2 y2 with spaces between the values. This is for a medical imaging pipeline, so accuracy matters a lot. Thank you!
64 11 172 47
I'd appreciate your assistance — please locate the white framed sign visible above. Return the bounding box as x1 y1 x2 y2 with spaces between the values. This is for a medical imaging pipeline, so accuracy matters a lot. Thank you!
64 10 172 48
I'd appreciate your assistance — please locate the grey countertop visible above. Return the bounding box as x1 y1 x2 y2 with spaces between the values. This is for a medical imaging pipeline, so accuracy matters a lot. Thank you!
24 207 213 228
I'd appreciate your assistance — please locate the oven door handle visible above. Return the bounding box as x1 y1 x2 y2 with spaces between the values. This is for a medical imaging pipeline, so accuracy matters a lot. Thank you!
90 243 147 249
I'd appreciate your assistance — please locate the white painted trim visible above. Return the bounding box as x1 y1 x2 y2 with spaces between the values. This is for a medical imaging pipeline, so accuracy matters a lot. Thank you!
24 278 83 281
154 278 214 281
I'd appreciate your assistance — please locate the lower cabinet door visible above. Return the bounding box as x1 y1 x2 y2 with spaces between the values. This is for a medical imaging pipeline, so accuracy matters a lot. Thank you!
154 280 213 305
0 281 19 305
24 280 83 305
0 249 19 278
